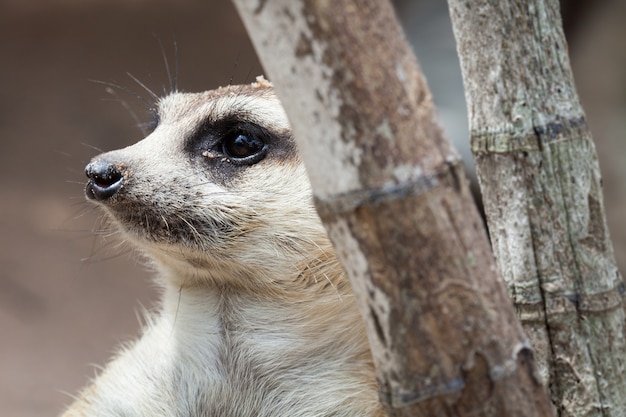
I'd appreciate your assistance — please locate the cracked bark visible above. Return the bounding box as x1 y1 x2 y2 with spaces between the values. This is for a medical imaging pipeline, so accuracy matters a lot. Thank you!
447 0 626 415
232 0 553 415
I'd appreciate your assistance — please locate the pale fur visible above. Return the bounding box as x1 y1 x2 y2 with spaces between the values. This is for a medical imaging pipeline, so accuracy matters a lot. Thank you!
62 78 384 417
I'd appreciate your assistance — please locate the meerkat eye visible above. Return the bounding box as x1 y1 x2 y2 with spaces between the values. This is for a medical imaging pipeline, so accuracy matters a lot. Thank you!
222 132 267 164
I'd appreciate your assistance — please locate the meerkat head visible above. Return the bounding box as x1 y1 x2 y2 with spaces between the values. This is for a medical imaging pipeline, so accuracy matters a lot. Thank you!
85 77 338 292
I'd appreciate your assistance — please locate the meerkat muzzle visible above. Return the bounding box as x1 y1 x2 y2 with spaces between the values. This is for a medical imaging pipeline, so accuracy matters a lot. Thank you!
85 159 124 201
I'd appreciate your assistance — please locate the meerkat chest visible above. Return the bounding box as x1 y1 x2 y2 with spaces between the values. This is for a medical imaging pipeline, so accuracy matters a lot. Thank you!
79 288 368 417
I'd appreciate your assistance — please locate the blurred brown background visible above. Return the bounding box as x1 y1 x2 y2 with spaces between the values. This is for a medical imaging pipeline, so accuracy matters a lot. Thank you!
0 1 624 416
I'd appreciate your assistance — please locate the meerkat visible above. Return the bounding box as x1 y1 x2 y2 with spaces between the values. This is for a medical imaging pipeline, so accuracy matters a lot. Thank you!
61 77 384 417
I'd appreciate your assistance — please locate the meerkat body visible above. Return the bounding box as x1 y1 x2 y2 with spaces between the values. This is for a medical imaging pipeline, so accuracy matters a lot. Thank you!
62 78 384 417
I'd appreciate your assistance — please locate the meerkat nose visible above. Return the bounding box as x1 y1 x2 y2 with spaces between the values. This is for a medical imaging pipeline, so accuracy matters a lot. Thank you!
85 160 124 201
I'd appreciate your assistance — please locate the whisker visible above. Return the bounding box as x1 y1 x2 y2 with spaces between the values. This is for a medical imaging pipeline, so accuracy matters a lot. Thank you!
244 64 255 84
81 250 130 264
90 79 153 108
229 50 241 86
126 72 160 102
161 214 171 235
172 38 179 93
153 33 176 95
154 34 170 94
64 165 86 175
170 286 183 337
175 213 203 244
54 149 73 158
80 142 105 153
104 87 148 136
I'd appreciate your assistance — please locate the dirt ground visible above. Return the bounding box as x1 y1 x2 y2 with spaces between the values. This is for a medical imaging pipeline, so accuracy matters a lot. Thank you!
0 1 624 416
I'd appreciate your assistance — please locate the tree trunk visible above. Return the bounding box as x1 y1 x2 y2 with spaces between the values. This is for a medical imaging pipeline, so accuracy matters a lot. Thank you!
447 0 626 415
232 1 553 416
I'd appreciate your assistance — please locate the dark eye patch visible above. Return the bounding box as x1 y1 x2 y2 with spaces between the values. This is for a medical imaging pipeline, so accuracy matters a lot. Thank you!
186 115 271 166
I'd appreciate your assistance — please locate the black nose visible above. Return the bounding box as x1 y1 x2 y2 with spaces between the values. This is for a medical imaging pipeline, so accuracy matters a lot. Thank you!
85 160 124 201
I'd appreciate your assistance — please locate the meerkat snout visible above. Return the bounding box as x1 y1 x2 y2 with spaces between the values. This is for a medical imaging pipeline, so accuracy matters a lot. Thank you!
63 77 384 417
85 160 124 201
